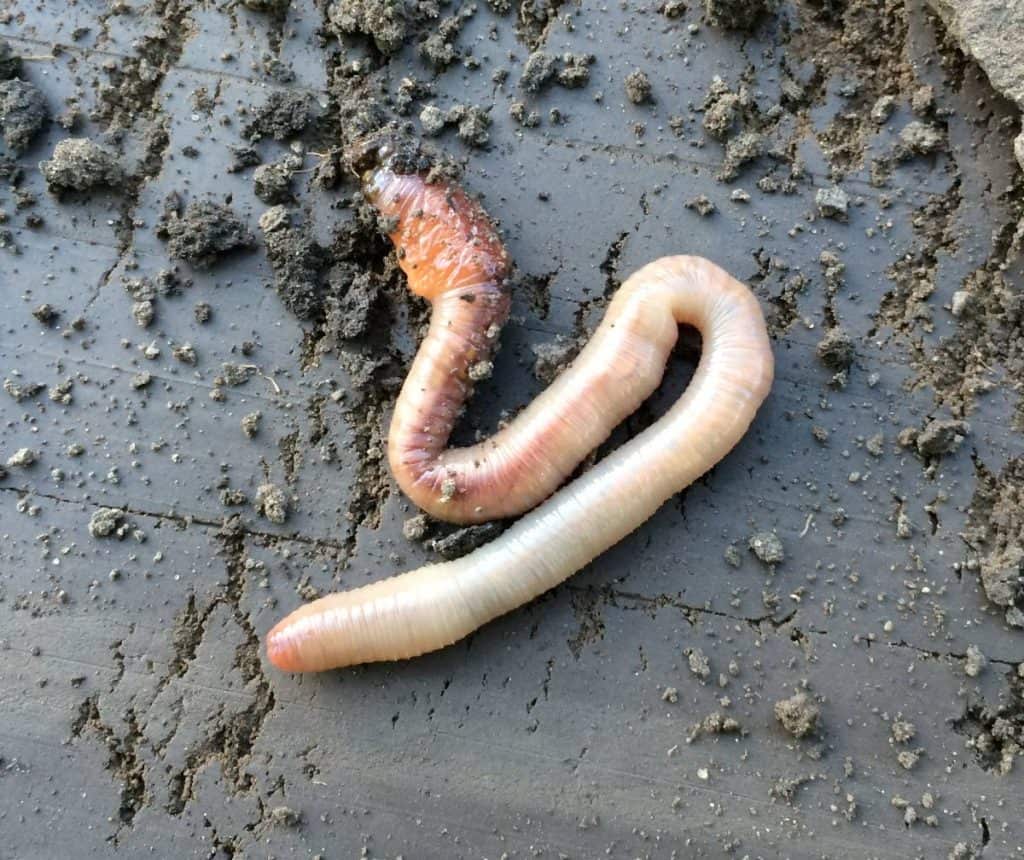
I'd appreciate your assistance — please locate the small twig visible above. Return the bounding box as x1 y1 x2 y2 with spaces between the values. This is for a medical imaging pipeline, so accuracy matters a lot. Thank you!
799 513 814 538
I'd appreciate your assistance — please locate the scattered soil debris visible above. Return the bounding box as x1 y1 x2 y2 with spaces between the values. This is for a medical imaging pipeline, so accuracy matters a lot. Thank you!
227 142 262 173
896 121 945 158
519 51 593 93
241 410 263 438
171 342 197 365
255 482 289 524
326 0 434 55
39 138 125 194
624 69 653 104
749 530 784 566
897 749 922 770
402 514 430 542
268 805 302 828
420 5 475 69
770 773 811 803
685 194 716 217
4 379 44 401
0 79 48 152
686 647 711 680
242 90 312 141
6 447 38 468
259 206 328 319
243 0 291 10
449 104 491 147
962 457 1024 626
914 418 970 458
430 522 505 560
718 132 765 181
88 507 126 538
32 303 58 325
158 196 255 268
952 669 1024 775
815 185 849 220
254 154 302 204
687 712 743 743
774 692 820 738
704 0 770 30
891 717 917 744
0 37 21 80
702 76 742 139
131 300 155 328
815 328 855 372
964 644 987 678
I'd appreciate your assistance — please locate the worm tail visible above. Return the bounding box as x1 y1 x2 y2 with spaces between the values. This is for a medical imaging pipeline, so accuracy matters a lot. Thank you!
267 256 773 672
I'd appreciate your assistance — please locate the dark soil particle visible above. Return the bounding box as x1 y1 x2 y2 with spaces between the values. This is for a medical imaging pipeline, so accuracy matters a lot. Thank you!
326 0 439 55
770 773 812 803
951 668 1024 775
158 196 255 268
31 303 58 324
624 69 653 105
0 79 49 152
685 194 716 217
323 268 380 340
687 712 743 743
702 77 743 140
531 336 580 384
815 327 855 371
749 530 784 565
253 154 302 204
39 138 125 194
914 418 969 458
774 692 820 738
419 5 475 69
449 104 491 147
242 91 313 142
259 206 329 319
520 51 558 92
242 0 291 10
226 143 262 173
704 0 771 30
430 522 505 560
0 38 21 80
962 457 1024 627
718 131 764 181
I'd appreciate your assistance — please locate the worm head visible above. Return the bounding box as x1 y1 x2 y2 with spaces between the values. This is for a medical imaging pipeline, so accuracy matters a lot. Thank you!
344 131 398 178
344 128 430 182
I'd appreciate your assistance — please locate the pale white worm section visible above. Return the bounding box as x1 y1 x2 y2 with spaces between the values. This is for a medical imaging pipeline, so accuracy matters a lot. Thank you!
266 255 774 672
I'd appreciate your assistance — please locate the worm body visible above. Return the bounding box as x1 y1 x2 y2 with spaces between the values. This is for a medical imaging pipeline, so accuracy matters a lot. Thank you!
267 216 774 670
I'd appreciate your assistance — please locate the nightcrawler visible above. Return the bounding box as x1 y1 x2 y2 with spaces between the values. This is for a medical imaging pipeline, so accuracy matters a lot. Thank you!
266 151 774 673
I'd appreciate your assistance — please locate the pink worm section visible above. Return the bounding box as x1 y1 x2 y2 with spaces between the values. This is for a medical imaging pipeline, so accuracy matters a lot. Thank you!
266 248 774 672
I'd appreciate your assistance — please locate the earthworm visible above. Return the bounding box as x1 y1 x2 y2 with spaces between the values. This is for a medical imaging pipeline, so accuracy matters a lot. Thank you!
266 161 773 671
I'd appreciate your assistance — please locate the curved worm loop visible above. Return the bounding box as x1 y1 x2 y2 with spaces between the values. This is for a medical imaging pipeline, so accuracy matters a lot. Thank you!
267 253 773 672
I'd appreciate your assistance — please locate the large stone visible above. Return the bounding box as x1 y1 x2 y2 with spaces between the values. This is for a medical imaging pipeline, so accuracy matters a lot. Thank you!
926 1 1024 110
927 1 1024 173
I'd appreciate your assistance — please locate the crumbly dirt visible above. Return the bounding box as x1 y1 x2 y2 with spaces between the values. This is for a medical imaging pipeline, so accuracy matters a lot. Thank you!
962 457 1024 627
242 90 313 141
0 37 21 80
0 78 48 152
774 692 821 738
703 0 771 31
40 138 125 194
157 196 255 267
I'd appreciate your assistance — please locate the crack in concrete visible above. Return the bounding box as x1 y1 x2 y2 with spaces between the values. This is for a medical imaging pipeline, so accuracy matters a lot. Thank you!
0 485 349 555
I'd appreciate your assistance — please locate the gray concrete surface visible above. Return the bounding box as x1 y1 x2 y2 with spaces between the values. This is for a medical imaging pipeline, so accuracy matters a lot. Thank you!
1 0 1023 857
